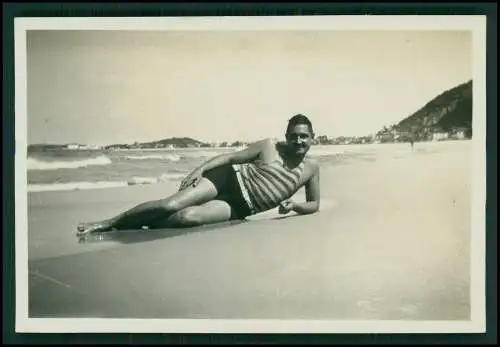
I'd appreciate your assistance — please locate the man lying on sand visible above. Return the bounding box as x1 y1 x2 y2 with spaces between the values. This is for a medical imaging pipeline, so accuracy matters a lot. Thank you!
77 114 320 236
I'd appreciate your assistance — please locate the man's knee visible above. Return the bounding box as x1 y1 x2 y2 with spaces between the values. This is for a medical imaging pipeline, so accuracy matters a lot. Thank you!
174 208 203 227
158 199 184 213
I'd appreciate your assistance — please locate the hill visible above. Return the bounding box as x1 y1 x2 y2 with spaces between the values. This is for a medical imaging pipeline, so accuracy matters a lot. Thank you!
396 80 473 139
140 137 207 148
104 137 208 149
28 137 208 152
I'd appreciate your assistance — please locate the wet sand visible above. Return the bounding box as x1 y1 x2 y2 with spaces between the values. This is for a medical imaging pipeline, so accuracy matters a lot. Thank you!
26 141 472 320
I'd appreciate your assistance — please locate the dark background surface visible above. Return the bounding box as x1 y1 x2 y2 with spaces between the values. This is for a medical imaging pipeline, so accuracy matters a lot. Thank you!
3 2 497 345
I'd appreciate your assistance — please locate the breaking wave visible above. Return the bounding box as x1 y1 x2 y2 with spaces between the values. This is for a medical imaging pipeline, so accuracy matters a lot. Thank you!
123 154 181 161
27 155 112 170
27 173 187 192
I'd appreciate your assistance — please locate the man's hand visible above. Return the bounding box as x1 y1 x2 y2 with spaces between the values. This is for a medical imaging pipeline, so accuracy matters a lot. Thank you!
179 169 204 191
278 199 296 214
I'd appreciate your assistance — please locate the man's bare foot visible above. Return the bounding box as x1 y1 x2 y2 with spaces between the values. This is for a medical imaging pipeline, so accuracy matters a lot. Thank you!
76 221 113 237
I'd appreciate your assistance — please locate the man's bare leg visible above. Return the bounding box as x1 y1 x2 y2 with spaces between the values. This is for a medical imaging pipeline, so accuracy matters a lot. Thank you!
76 178 219 236
149 200 235 228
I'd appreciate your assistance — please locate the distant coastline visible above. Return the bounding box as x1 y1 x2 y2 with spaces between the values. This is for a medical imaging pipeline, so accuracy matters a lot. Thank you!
27 139 246 152
27 133 470 153
28 79 473 153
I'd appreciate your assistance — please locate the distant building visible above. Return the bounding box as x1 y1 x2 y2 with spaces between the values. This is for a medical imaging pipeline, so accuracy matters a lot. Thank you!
432 132 449 141
66 143 101 150
450 127 468 140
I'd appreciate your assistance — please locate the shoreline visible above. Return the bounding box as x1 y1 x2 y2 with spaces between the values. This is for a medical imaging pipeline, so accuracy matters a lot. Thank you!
26 140 472 194
28 138 472 151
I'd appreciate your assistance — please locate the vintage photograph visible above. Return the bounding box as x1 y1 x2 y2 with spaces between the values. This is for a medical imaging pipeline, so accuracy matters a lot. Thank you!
15 16 486 333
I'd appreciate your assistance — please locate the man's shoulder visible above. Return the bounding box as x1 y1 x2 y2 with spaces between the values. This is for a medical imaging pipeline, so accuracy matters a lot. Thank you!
244 138 274 154
304 155 319 168
251 137 278 148
302 156 320 176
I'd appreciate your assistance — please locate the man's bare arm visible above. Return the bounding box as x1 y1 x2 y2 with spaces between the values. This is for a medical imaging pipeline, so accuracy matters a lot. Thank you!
291 163 320 215
191 138 269 174
179 138 274 190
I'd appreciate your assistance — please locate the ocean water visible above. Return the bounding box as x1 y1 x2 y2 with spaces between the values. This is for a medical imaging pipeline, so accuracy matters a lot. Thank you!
26 142 452 193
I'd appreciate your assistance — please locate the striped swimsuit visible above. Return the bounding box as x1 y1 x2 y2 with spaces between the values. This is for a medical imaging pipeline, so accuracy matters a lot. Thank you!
232 159 305 215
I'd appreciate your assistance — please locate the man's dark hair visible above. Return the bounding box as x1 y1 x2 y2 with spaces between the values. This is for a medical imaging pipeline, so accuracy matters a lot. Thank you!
286 114 314 137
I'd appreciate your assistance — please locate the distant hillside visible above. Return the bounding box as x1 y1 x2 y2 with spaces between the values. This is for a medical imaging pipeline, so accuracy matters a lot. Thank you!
105 137 208 149
397 80 473 137
28 137 208 151
140 137 206 148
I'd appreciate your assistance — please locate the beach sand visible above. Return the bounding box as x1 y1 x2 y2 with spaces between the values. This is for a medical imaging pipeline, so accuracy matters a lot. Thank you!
27 141 472 320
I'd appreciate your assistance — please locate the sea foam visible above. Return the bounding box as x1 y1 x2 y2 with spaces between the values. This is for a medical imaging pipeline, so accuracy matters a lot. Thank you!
27 155 112 170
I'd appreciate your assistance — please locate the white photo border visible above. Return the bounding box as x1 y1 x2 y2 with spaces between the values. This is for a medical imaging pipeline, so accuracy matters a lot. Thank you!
14 15 487 334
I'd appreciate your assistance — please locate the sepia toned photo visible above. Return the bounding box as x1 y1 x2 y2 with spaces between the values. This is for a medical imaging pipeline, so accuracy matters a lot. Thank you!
15 15 487 334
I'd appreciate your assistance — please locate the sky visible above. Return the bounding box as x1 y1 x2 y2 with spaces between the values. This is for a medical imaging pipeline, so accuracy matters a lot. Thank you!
26 29 472 145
